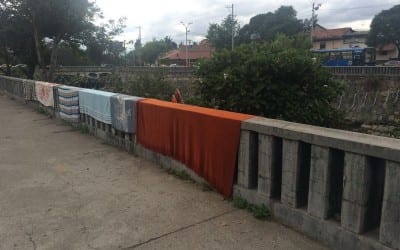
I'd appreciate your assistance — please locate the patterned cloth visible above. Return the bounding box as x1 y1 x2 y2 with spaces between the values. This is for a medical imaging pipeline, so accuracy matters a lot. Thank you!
111 95 143 133
23 80 37 101
79 89 117 124
35 81 59 107
58 85 81 123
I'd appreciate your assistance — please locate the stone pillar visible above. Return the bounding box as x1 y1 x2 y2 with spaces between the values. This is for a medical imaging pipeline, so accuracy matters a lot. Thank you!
380 161 400 249
258 135 275 197
307 145 330 219
237 130 258 189
341 152 371 233
281 139 300 208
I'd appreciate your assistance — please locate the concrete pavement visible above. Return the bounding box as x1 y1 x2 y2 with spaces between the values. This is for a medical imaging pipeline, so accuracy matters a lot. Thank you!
0 94 328 250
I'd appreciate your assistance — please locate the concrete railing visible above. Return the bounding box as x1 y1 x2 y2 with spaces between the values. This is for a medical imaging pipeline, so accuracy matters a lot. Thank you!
1 75 400 250
326 66 400 76
235 116 400 250
55 66 195 74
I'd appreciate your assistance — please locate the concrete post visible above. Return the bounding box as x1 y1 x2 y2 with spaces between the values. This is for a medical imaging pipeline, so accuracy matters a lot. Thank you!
307 145 330 219
380 161 400 249
281 139 300 208
341 152 371 233
237 130 258 189
258 134 275 197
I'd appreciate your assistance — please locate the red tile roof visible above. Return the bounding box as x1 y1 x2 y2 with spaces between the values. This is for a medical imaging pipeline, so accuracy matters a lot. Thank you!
313 28 353 40
160 39 214 61
377 43 397 51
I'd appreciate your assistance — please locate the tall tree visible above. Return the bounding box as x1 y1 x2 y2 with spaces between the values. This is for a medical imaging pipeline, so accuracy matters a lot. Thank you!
238 6 303 44
0 0 36 77
140 36 177 65
206 15 239 50
3 0 100 80
367 4 400 58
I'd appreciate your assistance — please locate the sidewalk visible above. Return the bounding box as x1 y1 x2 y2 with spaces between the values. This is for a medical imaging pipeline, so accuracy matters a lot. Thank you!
0 94 327 250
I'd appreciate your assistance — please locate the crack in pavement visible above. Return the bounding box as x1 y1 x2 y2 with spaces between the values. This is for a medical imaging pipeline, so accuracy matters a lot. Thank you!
121 209 238 249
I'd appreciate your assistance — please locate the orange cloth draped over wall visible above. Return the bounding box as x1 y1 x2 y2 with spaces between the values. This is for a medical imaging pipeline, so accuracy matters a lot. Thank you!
136 99 254 197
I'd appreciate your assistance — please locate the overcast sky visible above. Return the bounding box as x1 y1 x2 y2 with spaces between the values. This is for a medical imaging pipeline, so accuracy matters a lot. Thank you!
94 0 398 46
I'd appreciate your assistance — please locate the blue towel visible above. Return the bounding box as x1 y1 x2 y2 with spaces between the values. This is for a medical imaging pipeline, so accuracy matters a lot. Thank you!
79 89 117 124
111 95 143 133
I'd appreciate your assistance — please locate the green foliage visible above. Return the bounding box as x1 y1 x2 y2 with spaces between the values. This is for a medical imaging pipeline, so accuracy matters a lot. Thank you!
248 204 270 220
238 6 303 44
207 15 240 50
97 73 174 101
139 36 177 65
367 4 400 58
76 124 89 134
232 196 270 220
195 35 344 127
166 168 191 181
232 196 249 209
125 73 175 101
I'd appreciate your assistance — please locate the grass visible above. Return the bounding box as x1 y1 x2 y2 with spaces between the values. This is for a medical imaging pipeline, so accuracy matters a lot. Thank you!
166 168 192 181
78 124 90 134
233 196 270 220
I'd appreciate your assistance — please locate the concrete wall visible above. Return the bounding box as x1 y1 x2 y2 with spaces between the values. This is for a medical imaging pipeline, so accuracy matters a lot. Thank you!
330 73 400 125
2 75 400 250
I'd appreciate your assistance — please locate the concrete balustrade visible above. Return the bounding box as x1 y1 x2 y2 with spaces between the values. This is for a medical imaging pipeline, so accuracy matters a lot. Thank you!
235 116 400 250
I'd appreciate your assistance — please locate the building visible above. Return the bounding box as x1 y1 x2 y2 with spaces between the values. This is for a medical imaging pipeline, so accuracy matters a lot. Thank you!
312 25 368 50
159 39 214 66
312 25 398 62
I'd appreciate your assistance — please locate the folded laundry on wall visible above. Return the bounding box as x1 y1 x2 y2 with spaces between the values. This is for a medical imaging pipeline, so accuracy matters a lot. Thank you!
111 94 143 133
79 89 117 124
35 81 59 107
58 85 81 123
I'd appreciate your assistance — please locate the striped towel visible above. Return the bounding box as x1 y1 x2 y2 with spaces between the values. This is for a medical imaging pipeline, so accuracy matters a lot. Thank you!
58 85 81 123
35 81 59 107
79 89 117 124
111 95 143 133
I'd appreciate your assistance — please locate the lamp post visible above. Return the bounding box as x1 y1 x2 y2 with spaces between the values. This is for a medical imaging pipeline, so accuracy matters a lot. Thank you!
180 21 192 66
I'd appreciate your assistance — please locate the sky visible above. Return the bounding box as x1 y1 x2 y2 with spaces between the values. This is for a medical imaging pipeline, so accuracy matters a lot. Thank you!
94 0 398 46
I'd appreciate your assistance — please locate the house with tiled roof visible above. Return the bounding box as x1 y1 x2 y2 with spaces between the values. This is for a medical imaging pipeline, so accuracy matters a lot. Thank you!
312 26 367 50
312 25 398 62
159 39 214 66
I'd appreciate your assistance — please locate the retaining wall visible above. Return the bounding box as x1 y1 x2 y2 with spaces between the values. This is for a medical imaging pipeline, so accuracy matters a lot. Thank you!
1 75 400 250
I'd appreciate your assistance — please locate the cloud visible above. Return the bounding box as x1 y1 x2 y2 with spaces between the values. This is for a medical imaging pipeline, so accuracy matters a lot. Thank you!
94 0 398 43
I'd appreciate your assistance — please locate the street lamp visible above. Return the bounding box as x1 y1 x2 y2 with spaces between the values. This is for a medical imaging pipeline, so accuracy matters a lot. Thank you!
180 21 192 67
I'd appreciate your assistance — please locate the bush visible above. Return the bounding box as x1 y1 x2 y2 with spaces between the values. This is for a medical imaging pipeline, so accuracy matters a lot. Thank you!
195 35 344 127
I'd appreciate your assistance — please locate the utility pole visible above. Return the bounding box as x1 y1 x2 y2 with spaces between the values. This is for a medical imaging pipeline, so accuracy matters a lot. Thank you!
226 3 234 51
311 2 321 47
180 21 192 67
136 26 142 66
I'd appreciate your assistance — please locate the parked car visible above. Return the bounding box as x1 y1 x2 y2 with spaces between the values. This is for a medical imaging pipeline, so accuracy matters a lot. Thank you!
384 60 400 66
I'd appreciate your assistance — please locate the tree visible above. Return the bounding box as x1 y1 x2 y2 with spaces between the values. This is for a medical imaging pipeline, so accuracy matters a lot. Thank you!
139 37 177 65
194 35 343 127
367 4 400 58
0 0 37 77
206 15 239 50
2 0 100 80
87 18 126 65
238 6 303 44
